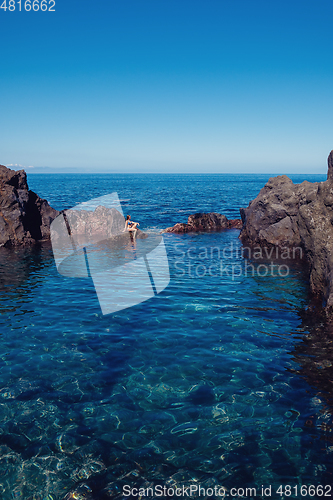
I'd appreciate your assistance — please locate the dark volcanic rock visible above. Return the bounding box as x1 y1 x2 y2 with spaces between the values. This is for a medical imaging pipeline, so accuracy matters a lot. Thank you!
327 150 333 181
239 151 333 316
0 164 58 247
162 213 242 233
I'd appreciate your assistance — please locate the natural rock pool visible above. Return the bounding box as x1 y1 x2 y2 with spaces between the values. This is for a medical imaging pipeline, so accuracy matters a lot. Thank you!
0 173 331 499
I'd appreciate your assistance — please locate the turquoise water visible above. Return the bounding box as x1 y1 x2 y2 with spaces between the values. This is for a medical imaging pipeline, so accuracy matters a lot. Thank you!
0 173 332 499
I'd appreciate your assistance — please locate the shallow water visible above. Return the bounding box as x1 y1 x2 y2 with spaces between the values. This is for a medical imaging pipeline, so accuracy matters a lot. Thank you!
0 173 332 499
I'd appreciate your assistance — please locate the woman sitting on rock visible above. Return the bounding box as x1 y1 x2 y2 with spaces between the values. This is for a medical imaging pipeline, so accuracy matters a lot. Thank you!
124 215 139 237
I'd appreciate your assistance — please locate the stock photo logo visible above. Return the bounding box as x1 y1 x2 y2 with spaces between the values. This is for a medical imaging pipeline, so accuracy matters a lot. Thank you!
50 193 170 314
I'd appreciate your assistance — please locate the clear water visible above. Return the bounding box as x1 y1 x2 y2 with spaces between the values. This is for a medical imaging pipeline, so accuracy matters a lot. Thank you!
0 173 332 499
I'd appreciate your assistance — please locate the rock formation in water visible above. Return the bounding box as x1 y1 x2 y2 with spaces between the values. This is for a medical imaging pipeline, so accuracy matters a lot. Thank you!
327 150 333 181
240 150 333 317
162 212 242 233
0 164 59 247
51 205 148 249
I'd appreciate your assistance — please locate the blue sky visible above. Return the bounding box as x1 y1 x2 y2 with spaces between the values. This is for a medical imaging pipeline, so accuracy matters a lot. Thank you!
1 0 333 173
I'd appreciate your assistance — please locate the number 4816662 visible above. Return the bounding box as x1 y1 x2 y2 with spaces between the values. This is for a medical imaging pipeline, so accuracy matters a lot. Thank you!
0 0 55 11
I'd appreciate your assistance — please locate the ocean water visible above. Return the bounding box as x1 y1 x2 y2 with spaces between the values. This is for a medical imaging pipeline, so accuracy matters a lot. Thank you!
0 173 332 499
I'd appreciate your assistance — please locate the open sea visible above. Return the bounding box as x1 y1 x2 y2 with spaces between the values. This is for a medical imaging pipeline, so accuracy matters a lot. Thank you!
1 173 333 499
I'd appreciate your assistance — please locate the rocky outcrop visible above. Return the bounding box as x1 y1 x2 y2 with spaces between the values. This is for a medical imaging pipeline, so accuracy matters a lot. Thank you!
239 151 333 316
0 164 58 247
51 206 151 282
163 213 242 233
51 205 147 249
327 150 333 180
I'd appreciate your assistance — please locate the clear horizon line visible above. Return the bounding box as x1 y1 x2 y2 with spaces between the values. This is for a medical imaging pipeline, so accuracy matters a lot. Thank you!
25 171 327 175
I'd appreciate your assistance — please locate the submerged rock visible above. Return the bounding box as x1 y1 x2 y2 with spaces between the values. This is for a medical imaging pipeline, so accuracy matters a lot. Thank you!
0 164 58 247
162 213 242 233
240 150 333 317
